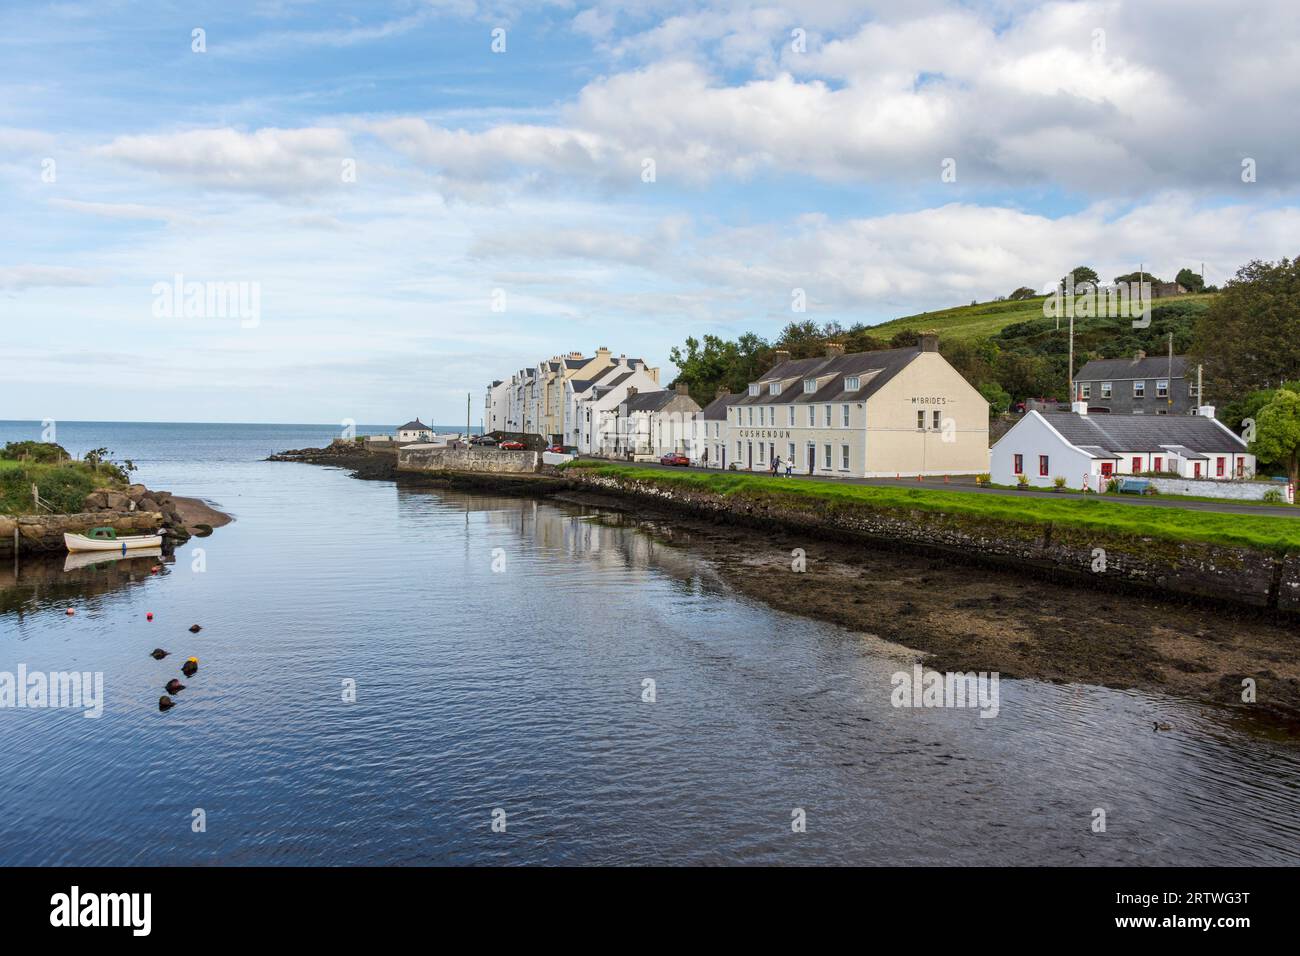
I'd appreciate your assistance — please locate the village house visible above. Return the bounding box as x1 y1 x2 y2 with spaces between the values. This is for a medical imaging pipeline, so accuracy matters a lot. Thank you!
693 387 737 468
1073 352 1197 415
622 385 702 459
395 419 433 443
726 335 989 477
575 364 663 456
990 400 1254 489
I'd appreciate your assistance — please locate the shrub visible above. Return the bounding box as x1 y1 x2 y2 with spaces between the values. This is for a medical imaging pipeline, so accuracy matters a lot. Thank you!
1016 474 1030 488
975 473 991 485
1052 476 1067 490
1262 488 1284 503
1105 477 1120 493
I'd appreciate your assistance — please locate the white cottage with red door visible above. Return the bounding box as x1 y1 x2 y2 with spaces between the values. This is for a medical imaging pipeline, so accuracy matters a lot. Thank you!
991 402 1254 490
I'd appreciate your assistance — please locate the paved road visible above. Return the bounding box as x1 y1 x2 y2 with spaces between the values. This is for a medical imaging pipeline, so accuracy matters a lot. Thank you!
586 459 1300 518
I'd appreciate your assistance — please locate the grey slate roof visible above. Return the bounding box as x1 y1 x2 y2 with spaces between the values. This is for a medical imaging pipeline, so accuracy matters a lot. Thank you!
731 347 923 406
1075 355 1187 382
623 390 675 413
1039 411 1246 455
700 392 740 420
397 419 428 431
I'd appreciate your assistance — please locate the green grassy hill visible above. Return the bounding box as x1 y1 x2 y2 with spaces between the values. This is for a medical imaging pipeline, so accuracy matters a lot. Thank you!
866 292 1219 342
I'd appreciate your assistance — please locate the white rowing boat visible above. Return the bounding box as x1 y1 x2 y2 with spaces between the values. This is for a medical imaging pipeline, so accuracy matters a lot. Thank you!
64 527 164 552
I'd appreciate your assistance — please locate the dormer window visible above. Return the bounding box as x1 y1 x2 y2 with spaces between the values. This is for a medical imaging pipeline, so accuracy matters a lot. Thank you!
748 383 760 397
769 382 782 395
803 379 817 394
844 376 860 391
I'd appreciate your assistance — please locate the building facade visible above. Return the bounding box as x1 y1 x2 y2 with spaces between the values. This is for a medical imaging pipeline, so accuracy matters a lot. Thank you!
1073 352 1196 415
725 335 989 477
990 402 1254 489
623 385 701 459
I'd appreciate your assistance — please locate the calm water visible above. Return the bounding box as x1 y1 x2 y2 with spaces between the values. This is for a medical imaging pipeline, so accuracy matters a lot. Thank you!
1 420 1298 865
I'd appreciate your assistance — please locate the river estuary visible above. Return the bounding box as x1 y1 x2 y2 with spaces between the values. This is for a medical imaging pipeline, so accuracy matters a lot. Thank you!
1 421 1297 865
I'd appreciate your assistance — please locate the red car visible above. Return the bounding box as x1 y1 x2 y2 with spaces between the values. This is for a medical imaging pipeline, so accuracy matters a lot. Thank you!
659 452 690 466
499 441 526 450
545 444 565 453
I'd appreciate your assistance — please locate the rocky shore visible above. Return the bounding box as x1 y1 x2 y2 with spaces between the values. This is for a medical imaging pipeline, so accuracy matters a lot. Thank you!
269 440 399 480
80 484 232 545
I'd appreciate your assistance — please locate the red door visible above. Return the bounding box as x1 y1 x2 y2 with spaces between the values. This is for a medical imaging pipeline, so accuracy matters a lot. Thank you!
1216 457 1226 477
1194 462 1202 478
1132 457 1142 474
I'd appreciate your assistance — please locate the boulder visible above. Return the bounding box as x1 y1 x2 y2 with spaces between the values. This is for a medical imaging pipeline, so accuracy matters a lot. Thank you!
103 491 130 511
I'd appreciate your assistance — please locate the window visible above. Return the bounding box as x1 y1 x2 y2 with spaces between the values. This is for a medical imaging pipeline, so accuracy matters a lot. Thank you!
932 410 942 430
788 406 795 427
747 407 753 426
757 443 764 463
736 441 742 460
1156 380 1168 398
808 406 815 427
1039 455 1049 477
824 444 832 469
1080 383 1091 399
1154 456 1163 472
824 405 832 427
1189 382 1199 398
842 404 850 427
803 379 817 394
1101 382 1113 399
1013 454 1023 475
844 376 860 391
917 410 926 430
758 407 765 426
769 382 782 395
1216 456 1226 477
1132 457 1142 473
788 442 795 463
1133 381 1145 398
841 444 850 470
748 383 760 396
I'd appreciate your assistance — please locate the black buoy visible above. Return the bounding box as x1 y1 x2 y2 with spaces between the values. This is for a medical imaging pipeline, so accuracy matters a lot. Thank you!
150 648 170 660
159 695 175 711
181 657 198 677
165 679 185 694
1153 721 1173 732
189 624 202 633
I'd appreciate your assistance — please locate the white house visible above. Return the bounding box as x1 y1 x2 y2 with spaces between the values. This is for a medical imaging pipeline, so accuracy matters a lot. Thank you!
694 388 736 469
991 402 1254 489
396 419 433 443
484 380 511 434
576 367 663 456
622 385 702 459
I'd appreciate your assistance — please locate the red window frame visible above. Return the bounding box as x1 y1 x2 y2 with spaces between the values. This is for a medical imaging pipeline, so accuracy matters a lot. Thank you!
1216 457 1226 477
1154 456 1162 472
1132 457 1142 473
1039 455 1049 477
1100 462 1113 477
1013 454 1023 475
1237 458 1244 477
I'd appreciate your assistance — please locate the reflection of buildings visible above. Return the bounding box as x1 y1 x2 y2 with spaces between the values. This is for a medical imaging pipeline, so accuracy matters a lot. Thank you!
394 486 705 584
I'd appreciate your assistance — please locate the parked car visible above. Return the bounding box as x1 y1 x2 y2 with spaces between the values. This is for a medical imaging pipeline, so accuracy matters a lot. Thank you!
499 440 526 450
545 444 566 454
659 452 690 467
470 435 497 446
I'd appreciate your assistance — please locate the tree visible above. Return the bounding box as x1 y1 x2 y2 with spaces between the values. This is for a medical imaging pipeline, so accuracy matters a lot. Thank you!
1114 271 1164 287
978 381 1012 415
1175 267 1205 293
1007 286 1038 300
1250 388 1300 484
1189 257 1300 402
1059 266 1099 289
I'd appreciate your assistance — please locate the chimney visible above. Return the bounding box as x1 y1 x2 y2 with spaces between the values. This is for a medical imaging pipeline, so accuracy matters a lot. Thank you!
772 349 791 368
715 386 730 399
1196 405 1217 419
626 386 638 399
1134 349 1146 361
824 342 845 359
920 333 939 353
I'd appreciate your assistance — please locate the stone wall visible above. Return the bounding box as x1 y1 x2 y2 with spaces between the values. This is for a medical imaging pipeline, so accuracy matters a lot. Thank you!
1146 476 1292 502
0 511 163 556
561 469 1300 616
398 446 541 475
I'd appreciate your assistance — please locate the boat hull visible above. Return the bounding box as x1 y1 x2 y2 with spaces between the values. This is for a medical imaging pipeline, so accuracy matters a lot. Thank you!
64 532 164 553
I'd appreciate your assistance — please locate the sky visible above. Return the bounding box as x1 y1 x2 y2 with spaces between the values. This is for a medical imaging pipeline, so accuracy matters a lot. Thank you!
2 0 1298 425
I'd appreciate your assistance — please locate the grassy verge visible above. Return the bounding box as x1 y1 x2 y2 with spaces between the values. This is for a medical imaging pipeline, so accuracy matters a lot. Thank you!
562 462 1300 553
0 459 126 515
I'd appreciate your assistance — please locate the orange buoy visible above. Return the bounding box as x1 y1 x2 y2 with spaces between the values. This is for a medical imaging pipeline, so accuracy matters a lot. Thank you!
65 608 75 616
146 612 154 621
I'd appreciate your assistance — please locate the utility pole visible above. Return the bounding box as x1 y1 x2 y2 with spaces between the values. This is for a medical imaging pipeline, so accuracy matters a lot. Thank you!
466 393 471 440
1167 332 1174 409
1067 309 1074 402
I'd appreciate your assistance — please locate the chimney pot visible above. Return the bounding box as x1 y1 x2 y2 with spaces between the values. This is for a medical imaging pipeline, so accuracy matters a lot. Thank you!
824 342 845 358
626 386 637 398
715 386 730 399
675 383 689 395
1135 349 1146 361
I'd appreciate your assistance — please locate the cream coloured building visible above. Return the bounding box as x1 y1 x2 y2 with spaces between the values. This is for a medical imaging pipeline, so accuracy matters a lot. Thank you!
725 335 988 477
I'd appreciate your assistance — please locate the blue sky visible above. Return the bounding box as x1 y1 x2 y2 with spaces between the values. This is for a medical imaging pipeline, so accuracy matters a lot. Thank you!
2 0 1298 424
